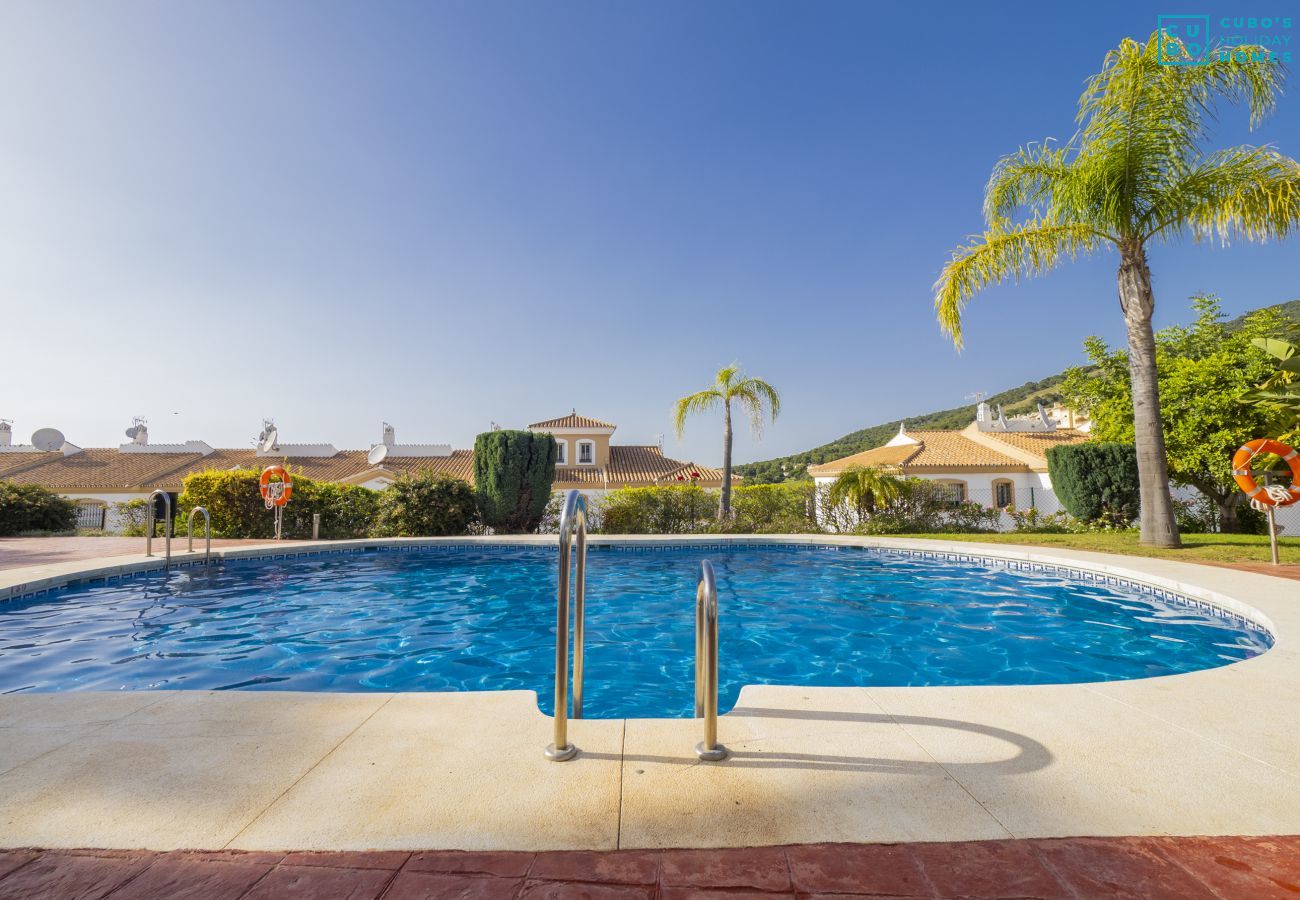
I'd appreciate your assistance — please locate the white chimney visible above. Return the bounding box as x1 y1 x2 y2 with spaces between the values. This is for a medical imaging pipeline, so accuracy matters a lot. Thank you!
383 422 396 446
0 420 10 447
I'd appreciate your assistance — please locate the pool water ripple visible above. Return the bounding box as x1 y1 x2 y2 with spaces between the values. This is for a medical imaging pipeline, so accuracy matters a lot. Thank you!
0 546 1272 717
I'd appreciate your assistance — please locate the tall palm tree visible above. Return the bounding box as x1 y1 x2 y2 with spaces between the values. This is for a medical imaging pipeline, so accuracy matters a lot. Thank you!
934 32 1299 548
674 363 780 517
826 467 902 520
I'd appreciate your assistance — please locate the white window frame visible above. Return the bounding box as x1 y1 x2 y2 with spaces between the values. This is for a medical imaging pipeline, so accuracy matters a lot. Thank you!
555 439 568 465
576 440 595 465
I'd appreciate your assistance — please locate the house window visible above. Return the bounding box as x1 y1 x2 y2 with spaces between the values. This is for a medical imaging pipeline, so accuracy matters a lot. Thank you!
577 440 595 465
74 501 106 530
555 440 568 465
994 480 1015 508
936 480 966 505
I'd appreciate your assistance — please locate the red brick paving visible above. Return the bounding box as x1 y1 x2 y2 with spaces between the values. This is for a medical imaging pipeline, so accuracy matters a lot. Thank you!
0 837 1296 899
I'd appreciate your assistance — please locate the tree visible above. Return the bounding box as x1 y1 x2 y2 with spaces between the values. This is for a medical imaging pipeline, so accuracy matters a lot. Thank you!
472 430 557 533
1046 443 1140 524
933 30 1299 548
1241 334 1300 439
673 363 780 517
1062 295 1287 532
825 467 903 520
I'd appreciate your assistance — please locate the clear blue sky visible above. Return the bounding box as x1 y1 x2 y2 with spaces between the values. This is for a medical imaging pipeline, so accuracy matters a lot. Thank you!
3 1 1296 464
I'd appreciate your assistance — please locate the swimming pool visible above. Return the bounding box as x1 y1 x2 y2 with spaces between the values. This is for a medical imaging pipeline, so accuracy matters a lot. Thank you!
0 545 1272 717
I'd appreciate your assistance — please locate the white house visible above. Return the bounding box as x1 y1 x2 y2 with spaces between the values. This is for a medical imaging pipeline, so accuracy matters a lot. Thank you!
807 403 1091 517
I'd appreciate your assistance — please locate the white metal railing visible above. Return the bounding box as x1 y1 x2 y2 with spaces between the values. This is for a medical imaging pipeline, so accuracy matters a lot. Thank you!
145 490 172 566
694 559 727 761
545 490 587 761
187 506 211 565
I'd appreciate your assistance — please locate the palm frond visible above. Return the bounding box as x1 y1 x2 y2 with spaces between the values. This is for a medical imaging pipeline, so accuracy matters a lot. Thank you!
729 377 781 438
672 389 721 438
984 141 1081 224
1143 146 1300 243
934 220 1106 347
1075 33 1286 232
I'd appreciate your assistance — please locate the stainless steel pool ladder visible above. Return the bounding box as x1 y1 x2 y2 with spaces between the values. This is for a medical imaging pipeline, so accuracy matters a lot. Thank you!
187 506 211 565
694 560 727 761
546 490 587 761
145 489 172 567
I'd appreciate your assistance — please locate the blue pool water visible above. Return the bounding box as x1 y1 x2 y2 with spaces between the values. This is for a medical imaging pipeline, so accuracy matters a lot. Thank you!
0 546 1272 717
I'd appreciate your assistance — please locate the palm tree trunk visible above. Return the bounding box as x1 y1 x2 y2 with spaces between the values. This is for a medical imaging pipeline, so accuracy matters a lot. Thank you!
720 401 734 518
1117 242 1182 548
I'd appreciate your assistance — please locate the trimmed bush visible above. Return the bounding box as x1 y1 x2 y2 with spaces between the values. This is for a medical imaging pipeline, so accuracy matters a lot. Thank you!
473 430 557 533
372 473 477 536
178 469 378 539
598 485 716 534
0 481 77 535
1046 442 1140 524
722 482 819 533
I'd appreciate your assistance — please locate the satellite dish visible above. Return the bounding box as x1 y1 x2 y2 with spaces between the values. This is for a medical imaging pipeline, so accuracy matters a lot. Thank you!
32 428 65 451
260 427 279 453
368 444 389 466
125 425 140 439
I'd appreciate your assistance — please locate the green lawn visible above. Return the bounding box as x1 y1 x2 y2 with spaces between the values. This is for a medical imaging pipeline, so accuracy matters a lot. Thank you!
892 532 1300 565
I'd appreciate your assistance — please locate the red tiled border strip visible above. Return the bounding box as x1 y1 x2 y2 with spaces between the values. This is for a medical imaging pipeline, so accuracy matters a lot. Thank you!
0 836 1297 899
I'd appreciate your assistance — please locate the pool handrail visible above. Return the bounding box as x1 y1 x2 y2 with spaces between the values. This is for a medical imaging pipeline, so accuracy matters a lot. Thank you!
145 490 172 567
694 559 727 761
545 489 587 762
187 506 211 565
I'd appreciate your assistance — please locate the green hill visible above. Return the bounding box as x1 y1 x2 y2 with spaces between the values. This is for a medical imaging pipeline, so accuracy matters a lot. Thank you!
737 298 1300 484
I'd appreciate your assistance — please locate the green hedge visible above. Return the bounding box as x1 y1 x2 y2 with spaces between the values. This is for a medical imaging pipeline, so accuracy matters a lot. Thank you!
724 483 818 533
594 483 820 534
179 469 379 539
598 485 717 533
0 481 78 536
473 430 557 533
372 473 478 536
1046 442 1140 524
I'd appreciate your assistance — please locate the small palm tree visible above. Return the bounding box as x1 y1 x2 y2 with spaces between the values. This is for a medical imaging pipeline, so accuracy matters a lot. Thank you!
674 364 780 517
934 32 1300 548
826 467 902 520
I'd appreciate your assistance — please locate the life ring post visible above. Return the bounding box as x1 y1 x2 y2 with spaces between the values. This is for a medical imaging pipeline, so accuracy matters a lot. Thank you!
1232 438 1300 566
259 466 293 541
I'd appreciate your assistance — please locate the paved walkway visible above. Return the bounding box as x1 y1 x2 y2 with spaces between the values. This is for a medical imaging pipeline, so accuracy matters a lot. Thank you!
1 836 1297 899
0 537 303 571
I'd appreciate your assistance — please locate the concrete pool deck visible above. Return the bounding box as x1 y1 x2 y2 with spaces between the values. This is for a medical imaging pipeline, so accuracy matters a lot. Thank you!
0 535 1296 853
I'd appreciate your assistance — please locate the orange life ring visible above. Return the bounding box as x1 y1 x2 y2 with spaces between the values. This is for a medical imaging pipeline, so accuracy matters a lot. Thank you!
1232 439 1300 507
259 466 293 507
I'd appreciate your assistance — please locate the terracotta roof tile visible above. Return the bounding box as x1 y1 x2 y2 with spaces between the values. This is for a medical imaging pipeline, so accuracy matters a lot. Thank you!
552 446 737 490
807 444 919 476
809 432 1025 475
808 427 1094 477
529 412 617 430
982 429 1091 456
0 448 478 492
